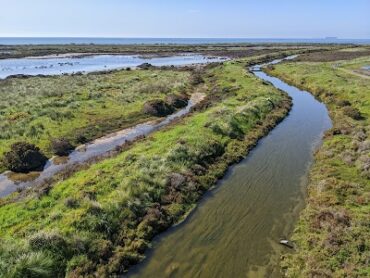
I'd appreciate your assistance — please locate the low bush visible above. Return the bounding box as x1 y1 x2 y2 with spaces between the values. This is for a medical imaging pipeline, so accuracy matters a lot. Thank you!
50 138 74 156
190 73 204 86
3 142 47 172
342 106 363 120
143 99 174 117
165 93 189 108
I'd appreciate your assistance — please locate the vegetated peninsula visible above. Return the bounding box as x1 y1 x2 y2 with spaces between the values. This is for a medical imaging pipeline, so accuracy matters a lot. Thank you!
0 46 295 276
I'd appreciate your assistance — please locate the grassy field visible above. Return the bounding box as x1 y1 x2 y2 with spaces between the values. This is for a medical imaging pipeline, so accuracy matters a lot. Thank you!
0 56 292 277
0 68 190 171
267 55 370 277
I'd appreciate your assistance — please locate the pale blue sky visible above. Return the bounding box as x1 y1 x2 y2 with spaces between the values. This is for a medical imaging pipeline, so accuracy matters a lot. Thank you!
0 0 369 38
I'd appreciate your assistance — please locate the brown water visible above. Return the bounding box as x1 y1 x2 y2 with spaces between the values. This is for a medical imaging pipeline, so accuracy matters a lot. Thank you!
0 93 204 198
127 58 332 277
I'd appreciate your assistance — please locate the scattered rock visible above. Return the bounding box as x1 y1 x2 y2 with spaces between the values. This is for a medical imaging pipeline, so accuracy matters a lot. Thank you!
279 239 294 249
138 63 153 70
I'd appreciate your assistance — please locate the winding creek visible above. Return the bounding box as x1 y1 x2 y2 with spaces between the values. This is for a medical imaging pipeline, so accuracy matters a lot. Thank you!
127 57 332 277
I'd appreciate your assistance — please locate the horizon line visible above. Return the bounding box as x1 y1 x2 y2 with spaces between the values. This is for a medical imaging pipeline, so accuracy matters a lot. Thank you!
1 36 370 40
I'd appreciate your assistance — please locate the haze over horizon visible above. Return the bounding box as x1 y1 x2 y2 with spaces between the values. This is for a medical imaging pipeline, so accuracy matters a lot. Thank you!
0 0 369 39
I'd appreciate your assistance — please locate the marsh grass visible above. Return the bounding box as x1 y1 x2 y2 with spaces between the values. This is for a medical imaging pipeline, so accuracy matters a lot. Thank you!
0 69 189 171
268 56 370 277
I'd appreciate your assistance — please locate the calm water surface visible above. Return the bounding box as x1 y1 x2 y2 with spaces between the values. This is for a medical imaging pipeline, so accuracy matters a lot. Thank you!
128 58 332 277
0 54 224 79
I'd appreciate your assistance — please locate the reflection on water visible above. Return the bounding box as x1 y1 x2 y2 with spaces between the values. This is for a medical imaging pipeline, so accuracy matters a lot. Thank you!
0 94 204 198
128 58 332 277
0 54 225 79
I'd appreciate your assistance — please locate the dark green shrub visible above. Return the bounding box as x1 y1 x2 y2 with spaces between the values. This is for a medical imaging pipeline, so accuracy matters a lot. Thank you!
143 99 174 117
337 99 351 107
190 73 204 86
3 142 48 173
165 93 189 108
50 138 74 156
343 106 363 120
75 133 88 144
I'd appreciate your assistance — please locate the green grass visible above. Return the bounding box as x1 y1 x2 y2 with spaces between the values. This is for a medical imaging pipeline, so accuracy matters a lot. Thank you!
0 69 189 171
0 58 291 277
267 56 370 277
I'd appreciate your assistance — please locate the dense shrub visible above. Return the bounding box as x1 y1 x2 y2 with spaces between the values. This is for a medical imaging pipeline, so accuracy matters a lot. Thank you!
75 133 88 144
343 106 363 120
143 99 174 117
50 138 74 156
165 93 189 108
3 142 48 172
337 99 351 107
190 73 204 86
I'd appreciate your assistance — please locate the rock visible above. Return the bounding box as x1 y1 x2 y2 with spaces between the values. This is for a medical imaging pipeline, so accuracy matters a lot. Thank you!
3 142 48 173
279 239 294 249
143 99 174 117
165 94 189 109
137 63 153 70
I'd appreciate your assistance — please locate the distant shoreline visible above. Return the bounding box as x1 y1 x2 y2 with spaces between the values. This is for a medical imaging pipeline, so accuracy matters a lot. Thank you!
1 37 370 45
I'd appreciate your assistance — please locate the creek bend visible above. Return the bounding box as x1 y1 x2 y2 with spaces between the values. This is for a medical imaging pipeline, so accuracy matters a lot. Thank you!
127 57 332 277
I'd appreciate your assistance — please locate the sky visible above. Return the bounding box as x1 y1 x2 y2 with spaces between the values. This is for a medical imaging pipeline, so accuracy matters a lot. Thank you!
0 0 369 38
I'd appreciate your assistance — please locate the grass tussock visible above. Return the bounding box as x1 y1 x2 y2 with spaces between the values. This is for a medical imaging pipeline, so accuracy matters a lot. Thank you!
267 56 370 277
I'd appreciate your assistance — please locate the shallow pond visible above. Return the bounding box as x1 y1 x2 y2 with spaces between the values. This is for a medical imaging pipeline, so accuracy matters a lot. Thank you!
0 54 225 79
127 57 332 277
